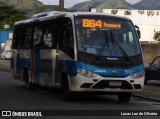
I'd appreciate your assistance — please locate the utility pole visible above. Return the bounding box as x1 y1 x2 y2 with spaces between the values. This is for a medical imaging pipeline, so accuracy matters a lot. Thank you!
59 0 64 11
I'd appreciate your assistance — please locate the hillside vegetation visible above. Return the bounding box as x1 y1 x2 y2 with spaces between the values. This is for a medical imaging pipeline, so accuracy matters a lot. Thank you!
0 5 26 28
0 0 73 17
71 0 133 11
71 0 160 11
0 0 160 17
134 0 160 10
0 0 43 11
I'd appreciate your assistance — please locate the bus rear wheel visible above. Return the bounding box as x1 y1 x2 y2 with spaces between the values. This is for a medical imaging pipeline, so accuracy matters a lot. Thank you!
23 68 34 90
118 93 132 103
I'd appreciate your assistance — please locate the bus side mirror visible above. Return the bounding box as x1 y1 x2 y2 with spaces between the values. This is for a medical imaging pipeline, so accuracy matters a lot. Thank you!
135 25 141 39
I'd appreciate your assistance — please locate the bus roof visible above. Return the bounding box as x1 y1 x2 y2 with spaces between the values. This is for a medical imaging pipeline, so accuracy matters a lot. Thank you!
14 11 130 26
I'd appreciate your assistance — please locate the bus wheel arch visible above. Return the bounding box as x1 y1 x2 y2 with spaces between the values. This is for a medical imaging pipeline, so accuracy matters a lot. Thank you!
60 72 76 100
61 72 71 93
144 78 148 85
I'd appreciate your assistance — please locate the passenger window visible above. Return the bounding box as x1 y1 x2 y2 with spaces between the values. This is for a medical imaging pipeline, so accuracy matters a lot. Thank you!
12 29 18 49
42 23 57 48
33 25 43 47
12 28 24 49
62 27 74 59
128 32 134 42
24 27 32 48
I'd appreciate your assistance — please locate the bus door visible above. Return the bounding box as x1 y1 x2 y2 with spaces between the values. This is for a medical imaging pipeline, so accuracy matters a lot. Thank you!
55 23 64 84
55 19 75 85
12 46 20 79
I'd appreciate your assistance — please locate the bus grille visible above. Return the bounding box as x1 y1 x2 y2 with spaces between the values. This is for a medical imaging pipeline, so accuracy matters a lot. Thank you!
91 80 133 89
81 80 133 89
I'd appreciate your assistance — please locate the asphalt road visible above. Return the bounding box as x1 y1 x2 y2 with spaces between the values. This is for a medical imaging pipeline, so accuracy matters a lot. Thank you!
0 60 160 118
0 71 160 112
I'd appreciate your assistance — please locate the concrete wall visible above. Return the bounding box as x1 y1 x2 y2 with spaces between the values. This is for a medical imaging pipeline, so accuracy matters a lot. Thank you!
141 43 160 65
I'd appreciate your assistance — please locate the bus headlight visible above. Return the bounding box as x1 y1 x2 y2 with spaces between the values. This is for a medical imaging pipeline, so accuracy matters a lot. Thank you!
77 69 97 78
130 71 145 79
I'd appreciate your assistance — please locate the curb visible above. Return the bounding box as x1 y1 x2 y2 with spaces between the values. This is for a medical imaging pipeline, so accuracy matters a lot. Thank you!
0 66 11 72
133 94 160 102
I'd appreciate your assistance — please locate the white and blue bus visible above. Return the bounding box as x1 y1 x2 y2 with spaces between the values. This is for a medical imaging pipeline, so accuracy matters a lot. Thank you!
11 11 144 102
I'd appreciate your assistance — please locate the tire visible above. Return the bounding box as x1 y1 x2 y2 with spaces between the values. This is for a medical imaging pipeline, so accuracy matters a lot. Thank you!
61 73 77 101
144 78 148 85
23 68 34 90
118 93 132 103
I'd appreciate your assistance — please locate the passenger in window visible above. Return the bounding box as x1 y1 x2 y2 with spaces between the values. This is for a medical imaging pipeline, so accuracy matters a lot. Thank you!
34 27 42 47
43 29 53 48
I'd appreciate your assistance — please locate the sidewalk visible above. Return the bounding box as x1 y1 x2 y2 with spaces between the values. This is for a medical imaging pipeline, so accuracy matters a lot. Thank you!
0 64 11 72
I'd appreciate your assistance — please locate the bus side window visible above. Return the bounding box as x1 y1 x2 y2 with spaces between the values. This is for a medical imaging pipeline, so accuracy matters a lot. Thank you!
42 23 56 49
12 28 18 49
33 25 43 47
13 27 24 49
62 27 74 59
24 26 33 48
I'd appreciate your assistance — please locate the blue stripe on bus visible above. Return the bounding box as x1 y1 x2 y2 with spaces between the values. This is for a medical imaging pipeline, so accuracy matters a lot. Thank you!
61 60 144 77
19 48 52 85
77 62 144 77
19 58 52 73
18 57 144 81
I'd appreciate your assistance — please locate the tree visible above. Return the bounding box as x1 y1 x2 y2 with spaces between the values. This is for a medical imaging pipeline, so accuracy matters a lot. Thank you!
0 5 27 29
154 31 160 41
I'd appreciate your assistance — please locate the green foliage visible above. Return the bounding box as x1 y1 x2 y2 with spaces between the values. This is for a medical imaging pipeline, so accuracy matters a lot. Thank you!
0 5 26 29
97 0 133 9
0 0 74 17
0 0 43 10
154 31 160 41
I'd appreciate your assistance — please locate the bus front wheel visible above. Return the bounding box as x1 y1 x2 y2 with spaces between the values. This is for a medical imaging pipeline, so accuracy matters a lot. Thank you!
118 93 132 103
61 73 77 100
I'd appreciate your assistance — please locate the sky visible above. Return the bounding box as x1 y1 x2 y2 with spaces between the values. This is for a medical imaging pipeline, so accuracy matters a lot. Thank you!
38 0 141 8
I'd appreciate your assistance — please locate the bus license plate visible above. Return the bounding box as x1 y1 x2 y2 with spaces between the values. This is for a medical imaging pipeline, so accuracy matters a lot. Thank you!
109 81 121 86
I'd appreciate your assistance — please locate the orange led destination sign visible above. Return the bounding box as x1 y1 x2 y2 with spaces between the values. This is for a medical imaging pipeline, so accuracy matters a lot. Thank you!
82 19 121 29
104 22 121 28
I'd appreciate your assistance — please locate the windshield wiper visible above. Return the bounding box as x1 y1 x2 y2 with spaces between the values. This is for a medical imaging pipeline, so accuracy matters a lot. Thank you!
98 30 130 61
98 30 109 56
110 30 130 61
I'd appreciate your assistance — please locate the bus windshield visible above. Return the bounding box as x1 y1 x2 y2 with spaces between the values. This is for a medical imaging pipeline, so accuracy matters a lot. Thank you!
75 17 141 57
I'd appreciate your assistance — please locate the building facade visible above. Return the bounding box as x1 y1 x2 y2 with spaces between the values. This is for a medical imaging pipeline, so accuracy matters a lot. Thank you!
0 29 13 52
92 9 160 42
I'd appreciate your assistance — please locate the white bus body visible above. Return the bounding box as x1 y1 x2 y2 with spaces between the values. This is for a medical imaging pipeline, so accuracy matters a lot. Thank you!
11 11 145 102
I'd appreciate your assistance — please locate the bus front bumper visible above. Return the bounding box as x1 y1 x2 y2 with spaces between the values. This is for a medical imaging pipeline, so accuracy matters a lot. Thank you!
68 75 144 93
